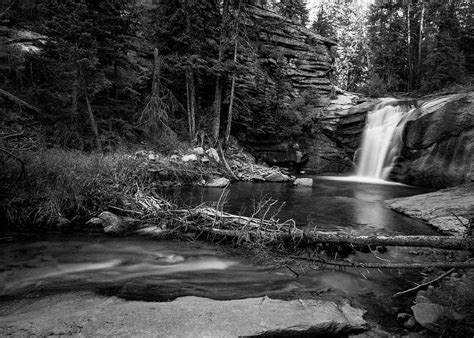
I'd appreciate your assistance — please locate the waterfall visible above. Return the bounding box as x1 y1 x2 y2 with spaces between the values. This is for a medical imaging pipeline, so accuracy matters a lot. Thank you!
356 100 415 180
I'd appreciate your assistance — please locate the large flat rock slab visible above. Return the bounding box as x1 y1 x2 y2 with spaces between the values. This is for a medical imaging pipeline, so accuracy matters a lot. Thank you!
386 183 474 236
0 292 367 336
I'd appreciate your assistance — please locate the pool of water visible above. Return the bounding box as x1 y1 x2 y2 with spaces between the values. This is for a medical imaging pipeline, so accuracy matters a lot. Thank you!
162 176 437 235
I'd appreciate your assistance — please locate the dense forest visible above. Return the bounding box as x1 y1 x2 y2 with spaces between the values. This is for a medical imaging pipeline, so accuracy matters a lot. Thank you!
1 0 472 151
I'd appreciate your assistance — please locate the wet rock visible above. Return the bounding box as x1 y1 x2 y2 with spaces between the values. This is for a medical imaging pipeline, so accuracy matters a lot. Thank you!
294 177 313 186
205 177 230 188
181 154 198 162
264 171 292 182
87 211 135 235
397 313 419 331
411 302 463 333
56 217 72 231
390 92 474 188
0 293 368 336
386 183 474 236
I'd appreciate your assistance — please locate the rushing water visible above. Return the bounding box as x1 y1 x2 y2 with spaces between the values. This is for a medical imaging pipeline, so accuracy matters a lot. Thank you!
357 100 416 179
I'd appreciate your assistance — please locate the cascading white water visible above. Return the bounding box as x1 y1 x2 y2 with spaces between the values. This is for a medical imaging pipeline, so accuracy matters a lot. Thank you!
356 101 415 180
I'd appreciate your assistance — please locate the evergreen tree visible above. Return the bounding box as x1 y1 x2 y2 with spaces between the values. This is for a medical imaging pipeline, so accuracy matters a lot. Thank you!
275 0 309 26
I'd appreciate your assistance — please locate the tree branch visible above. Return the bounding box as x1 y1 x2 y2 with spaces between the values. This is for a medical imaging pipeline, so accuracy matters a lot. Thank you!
0 88 41 114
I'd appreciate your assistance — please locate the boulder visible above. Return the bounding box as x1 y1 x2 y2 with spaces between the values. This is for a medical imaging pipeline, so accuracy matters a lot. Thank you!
412 302 463 333
0 294 368 336
86 211 134 235
264 171 292 182
205 177 230 188
201 156 210 164
389 92 474 188
386 183 474 236
397 313 418 331
294 178 313 186
182 154 198 162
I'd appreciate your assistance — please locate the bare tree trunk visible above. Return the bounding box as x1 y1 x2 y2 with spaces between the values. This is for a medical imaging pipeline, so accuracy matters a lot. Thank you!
71 63 79 117
212 0 230 141
0 88 41 114
114 61 119 101
417 0 425 84
407 1 413 91
151 48 161 97
85 94 102 152
225 39 238 145
185 67 196 143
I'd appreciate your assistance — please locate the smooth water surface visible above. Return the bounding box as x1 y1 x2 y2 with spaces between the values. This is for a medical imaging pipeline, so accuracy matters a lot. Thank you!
163 176 437 235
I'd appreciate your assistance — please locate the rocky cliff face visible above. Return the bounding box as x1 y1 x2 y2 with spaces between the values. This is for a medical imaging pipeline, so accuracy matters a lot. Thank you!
390 92 474 188
233 6 337 167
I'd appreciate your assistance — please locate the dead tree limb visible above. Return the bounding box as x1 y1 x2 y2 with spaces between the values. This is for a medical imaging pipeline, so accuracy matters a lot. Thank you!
2 130 24 140
290 256 474 270
0 88 41 114
168 209 474 250
393 268 456 298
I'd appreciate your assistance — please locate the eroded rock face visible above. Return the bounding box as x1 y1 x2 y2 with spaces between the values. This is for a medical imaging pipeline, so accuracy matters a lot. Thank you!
386 183 474 236
389 92 474 188
0 293 368 336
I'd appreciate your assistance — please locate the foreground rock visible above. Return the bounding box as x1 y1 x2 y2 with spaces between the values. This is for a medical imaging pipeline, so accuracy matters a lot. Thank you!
0 293 367 336
204 177 230 187
390 92 474 188
386 183 474 236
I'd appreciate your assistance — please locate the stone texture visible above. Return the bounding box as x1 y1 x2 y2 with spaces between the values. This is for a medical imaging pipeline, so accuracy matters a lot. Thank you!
386 183 474 236
234 5 336 170
205 177 230 188
264 171 292 182
412 302 463 333
389 92 474 188
0 293 368 336
86 211 135 234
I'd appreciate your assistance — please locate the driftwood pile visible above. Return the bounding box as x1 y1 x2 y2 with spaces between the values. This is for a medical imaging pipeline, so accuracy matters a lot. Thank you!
94 193 474 271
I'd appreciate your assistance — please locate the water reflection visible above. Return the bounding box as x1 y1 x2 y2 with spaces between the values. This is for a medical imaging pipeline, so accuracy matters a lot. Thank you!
162 177 437 235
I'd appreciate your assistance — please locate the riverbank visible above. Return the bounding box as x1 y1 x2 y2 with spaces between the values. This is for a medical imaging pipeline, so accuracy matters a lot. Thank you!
0 144 293 232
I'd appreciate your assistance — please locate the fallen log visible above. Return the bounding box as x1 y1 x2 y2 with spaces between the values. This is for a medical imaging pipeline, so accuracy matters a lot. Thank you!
0 88 42 114
290 256 474 270
168 215 474 250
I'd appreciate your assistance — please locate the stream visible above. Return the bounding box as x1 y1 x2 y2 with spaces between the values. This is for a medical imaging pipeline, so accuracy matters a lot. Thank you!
0 177 440 332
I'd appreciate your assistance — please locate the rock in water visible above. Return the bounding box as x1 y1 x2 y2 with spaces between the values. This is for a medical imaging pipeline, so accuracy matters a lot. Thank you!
294 178 313 186
264 171 291 182
205 177 230 188
87 211 134 234
386 183 474 236
390 92 474 188
412 302 463 333
0 294 368 336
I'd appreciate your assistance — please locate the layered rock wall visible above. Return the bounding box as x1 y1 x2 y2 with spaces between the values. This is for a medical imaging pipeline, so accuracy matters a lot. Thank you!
234 6 337 166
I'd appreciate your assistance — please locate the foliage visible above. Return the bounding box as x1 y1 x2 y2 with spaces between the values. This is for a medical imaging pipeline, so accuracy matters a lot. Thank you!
311 2 370 91
274 0 309 26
